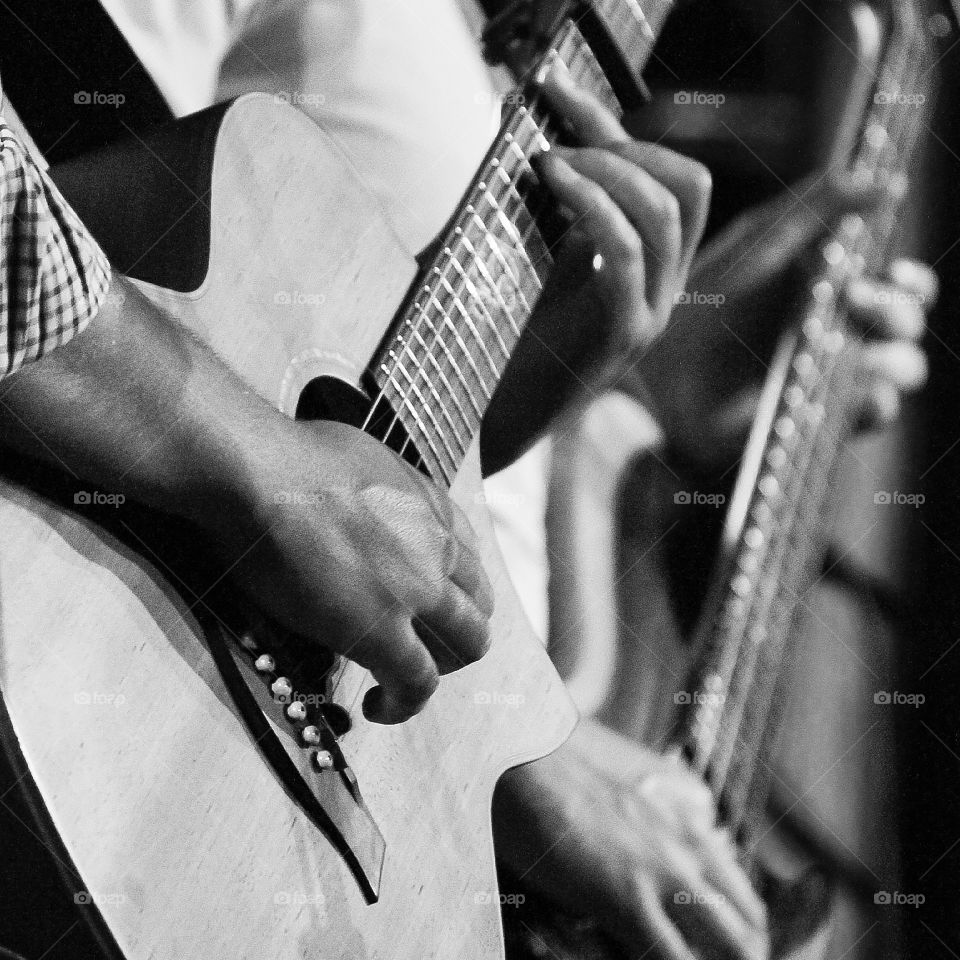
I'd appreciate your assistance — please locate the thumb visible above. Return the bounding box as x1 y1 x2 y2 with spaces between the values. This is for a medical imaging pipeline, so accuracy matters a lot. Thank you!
693 170 905 299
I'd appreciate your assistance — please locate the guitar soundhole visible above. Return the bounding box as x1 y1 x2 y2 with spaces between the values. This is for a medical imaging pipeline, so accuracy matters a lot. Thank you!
296 375 429 475
296 375 369 426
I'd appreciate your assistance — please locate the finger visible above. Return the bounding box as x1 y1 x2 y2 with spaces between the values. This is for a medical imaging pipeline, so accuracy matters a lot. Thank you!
359 620 440 724
535 152 647 330
624 884 697 960
640 767 717 827
695 170 900 298
844 278 925 341
557 146 681 315
449 539 495 617
415 580 492 673
531 0 570 46
697 831 768 932
447 506 495 616
859 341 928 396
540 57 626 146
854 379 901 432
667 870 768 960
889 258 938 306
606 141 712 278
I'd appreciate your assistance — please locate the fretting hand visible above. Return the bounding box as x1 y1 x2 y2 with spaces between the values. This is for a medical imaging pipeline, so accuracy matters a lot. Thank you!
483 59 711 474
632 171 934 469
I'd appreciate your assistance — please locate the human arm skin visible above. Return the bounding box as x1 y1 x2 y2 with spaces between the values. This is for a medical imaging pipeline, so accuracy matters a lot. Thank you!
0 274 493 724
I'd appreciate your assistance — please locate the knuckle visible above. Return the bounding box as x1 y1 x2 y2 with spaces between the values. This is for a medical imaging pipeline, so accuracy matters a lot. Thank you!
656 193 683 256
451 594 492 659
610 226 644 266
581 178 613 213
688 158 713 208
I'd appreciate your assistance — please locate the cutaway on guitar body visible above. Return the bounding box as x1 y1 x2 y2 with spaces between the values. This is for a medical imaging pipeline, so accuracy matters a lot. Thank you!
0 94 576 960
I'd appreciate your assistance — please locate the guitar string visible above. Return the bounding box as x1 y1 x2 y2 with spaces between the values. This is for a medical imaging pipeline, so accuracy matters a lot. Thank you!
361 24 589 481
325 14 648 703
731 28 933 846
727 27 929 825
368 7 656 478
360 10 653 484
676 9 916 788
684 7 928 829
702 13 920 792
709 77 916 815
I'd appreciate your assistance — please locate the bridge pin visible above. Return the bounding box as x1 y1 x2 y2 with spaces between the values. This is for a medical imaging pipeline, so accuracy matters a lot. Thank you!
286 701 307 722
271 677 293 700
314 750 335 771
302 725 322 745
254 654 275 673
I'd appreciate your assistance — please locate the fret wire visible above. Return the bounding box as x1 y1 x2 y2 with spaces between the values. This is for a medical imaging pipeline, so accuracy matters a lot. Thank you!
718 388 848 779
708 347 849 784
381 368 453 484
409 308 485 422
695 315 851 781
375 101 543 407
387 353 461 473
704 45 924 780
468 211 539 317
482 184 548 293
723 16 933 816
373 282 492 463
428 295 495 400
712 342 858 798
492 171 553 278
367 21 620 476
725 390 855 827
390 343 469 454
439 268 511 361
430 283 501 381
444 242 519 349
405 322 478 436
458 231 528 339
365 97 529 442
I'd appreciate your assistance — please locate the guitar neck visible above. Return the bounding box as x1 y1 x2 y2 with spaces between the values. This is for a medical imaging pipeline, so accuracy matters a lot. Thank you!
363 0 674 487
673 0 935 838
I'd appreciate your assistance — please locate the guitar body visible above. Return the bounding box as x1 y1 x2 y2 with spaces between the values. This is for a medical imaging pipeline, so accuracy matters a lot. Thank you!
0 94 576 960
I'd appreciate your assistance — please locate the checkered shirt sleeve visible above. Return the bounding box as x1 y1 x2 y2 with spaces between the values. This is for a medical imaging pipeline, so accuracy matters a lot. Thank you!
1 113 111 380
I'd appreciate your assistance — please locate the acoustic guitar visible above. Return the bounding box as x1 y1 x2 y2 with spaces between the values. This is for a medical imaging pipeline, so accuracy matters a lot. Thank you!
502 1 937 957
0 2 669 959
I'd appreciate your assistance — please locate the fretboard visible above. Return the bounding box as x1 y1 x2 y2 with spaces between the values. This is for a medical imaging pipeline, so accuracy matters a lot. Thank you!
363 0 672 486
673 1 933 839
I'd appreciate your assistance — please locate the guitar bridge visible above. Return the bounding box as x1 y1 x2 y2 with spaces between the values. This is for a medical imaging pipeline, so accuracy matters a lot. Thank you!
206 619 386 904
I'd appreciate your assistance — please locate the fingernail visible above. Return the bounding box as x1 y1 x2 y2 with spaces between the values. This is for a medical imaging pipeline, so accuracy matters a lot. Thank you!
539 50 572 87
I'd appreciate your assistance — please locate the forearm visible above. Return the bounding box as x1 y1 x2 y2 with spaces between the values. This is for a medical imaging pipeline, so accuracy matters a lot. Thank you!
0 273 271 535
